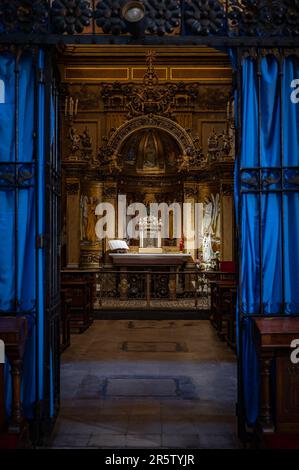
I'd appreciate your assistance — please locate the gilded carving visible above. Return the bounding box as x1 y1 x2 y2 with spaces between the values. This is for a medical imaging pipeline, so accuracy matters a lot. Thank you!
71 85 101 110
184 187 198 198
66 182 80 195
86 198 98 243
103 187 117 199
197 86 231 110
80 250 102 268
67 126 93 161
119 278 129 297
101 51 199 120
207 128 234 163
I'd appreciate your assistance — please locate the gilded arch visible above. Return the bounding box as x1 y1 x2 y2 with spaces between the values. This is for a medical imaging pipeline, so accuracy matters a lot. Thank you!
107 114 196 157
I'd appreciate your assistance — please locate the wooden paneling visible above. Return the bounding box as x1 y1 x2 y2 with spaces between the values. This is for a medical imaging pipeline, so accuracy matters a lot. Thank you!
65 67 130 81
276 354 299 433
199 120 227 154
0 363 5 431
170 67 232 82
253 318 299 446
64 65 232 83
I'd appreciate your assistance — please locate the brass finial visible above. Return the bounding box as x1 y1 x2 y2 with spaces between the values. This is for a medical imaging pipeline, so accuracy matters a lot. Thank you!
143 50 159 87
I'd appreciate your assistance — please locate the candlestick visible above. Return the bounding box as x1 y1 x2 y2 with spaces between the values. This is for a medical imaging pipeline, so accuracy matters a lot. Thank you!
74 98 78 117
70 97 74 117
65 96 68 117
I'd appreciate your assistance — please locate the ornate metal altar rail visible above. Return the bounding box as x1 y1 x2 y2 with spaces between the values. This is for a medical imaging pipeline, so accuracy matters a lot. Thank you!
1 1 299 46
96 269 235 311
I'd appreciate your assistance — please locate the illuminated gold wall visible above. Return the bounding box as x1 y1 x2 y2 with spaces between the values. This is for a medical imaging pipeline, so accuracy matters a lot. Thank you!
59 46 235 269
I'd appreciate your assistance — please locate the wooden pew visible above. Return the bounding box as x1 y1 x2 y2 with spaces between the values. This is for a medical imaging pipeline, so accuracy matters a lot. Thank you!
209 279 237 341
60 290 72 352
253 317 299 449
0 317 28 437
61 280 92 334
227 287 237 351
0 362 5 432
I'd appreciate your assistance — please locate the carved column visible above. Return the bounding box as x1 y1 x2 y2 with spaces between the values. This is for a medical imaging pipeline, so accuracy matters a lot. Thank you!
10 359 23 433
80 180 104 269
0 362 4 431
259 352 275 434
183 184 198 261
103 183 118 265
221 182 235 262
66 179 81 268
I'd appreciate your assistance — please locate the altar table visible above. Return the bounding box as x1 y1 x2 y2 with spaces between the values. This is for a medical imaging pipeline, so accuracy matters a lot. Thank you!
110 253 191 301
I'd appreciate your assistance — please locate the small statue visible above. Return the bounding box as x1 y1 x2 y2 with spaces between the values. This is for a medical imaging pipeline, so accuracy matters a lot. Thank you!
80 194 89 241
109 153 122 174
202 234 214 265
69 126 81 155
86 197 98 243
220 131 231 157
208 128 218 151
119 278 129 298
177 153 190 173
81 127 92 149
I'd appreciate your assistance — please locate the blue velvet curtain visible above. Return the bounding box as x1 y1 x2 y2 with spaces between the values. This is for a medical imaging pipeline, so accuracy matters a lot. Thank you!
238 54 299 425
0 50 45 419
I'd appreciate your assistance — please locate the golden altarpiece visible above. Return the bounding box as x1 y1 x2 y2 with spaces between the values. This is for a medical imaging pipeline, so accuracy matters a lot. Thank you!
59 47 235 282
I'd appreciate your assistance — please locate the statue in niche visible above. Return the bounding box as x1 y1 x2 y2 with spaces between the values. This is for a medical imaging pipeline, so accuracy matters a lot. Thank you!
143 131 158 169
202 234 214 264
80 194 89 241
208 128 218 152
109 153 122 174
86 197 98 243
144 193 156 213
125 147 136 165
123 133 139 166
69 126 81 155
177 153 190 173
81 127 92 149
168 147 176 166
220 131 231 156
201 193 221 265
211 193 221 239
203 196 213 236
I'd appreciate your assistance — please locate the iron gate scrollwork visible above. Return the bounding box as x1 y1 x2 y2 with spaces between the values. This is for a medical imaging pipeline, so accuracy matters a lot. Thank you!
43 51 61 438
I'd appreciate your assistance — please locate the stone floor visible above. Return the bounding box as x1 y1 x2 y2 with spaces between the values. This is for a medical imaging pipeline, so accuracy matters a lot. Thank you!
48 319 239 449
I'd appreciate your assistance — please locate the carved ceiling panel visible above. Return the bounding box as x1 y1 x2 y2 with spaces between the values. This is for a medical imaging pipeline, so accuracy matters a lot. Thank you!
1 0 299 38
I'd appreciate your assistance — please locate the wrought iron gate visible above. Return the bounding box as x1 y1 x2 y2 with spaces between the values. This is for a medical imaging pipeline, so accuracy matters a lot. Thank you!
42 51 61 437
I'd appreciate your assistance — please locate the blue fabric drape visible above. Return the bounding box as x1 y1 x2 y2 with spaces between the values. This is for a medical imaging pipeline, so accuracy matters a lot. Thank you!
282 59 299 314
238 54 299 426
0 51 45 419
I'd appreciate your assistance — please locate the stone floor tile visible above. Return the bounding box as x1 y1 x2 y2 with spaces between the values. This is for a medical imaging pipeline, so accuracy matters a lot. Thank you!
48 320 238 450
162 419 198 435
88 433 126 448
128 416 162 434
51 433 91 448
161 434 200 449
198 433 238 449
126 434 162 448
